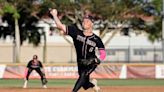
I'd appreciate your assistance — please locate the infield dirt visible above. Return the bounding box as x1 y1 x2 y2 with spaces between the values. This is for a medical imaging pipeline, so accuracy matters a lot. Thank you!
1 86 164 92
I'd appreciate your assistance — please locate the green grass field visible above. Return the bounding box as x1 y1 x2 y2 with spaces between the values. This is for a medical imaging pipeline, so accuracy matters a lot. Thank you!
1 79 164 88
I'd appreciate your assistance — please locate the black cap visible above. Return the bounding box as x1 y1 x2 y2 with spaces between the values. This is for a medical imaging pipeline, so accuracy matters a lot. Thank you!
83 15 94 22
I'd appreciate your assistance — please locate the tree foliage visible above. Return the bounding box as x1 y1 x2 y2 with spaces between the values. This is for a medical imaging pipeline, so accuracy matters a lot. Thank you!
0 0 162 45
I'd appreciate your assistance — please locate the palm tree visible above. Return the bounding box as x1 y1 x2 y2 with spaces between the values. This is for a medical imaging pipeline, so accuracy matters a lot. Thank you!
0 2 21 63
0 0 44 63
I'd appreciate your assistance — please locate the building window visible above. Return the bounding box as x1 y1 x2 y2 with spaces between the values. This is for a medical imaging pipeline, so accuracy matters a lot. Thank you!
107 50 115 55
134 49 146 55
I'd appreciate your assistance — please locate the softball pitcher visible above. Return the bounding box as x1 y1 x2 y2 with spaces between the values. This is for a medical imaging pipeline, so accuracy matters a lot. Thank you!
50 9 106 92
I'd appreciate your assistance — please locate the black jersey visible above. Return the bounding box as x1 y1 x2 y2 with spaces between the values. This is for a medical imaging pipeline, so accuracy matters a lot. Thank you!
27 60 43 69
66 24 105 60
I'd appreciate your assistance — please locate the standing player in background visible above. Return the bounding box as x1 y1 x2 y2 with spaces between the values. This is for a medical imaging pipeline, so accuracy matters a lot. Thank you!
23 55 48 88
50 9 106 92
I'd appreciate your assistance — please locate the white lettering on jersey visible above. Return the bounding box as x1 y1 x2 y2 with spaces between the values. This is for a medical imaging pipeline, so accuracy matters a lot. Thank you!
76 35 86 43
76 35 96 47
86 39 96 47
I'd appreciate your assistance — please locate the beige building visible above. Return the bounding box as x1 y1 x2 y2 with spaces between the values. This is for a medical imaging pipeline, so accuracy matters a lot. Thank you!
0 42 77 63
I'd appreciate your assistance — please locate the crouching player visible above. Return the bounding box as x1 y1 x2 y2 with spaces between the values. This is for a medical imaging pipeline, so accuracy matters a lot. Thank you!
23 55 48 88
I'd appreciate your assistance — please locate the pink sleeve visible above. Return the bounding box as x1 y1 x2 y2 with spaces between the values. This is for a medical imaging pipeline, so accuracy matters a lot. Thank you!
99 49 106 61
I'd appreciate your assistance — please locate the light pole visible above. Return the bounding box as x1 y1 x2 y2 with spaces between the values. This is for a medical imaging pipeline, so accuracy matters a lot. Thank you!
162 0 164 63
42 31 47 63
124 28 130 63
128 34 131 63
